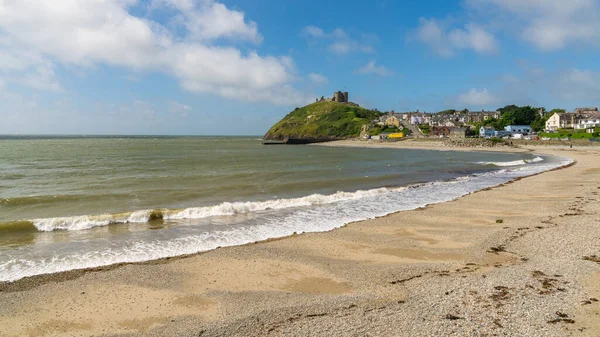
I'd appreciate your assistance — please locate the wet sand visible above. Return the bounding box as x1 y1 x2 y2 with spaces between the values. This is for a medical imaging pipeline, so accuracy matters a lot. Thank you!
1 141 600 336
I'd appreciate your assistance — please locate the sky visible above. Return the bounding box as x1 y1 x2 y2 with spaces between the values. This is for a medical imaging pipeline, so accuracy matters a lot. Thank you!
1 0 600 135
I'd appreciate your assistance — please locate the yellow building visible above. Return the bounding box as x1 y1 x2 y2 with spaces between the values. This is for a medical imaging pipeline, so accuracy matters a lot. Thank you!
388 132 404 139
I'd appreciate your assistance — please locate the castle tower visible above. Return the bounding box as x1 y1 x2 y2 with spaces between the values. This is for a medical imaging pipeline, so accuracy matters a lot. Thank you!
333 91 342 102
343 92 348 103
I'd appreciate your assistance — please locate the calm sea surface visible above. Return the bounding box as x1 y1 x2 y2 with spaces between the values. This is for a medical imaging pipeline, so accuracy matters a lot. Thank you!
0 136 569 281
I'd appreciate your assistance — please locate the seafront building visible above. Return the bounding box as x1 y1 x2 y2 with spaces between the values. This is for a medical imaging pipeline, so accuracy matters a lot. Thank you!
479 126 495 138
504 125 532 134
545 107 600 131
574 113 600 130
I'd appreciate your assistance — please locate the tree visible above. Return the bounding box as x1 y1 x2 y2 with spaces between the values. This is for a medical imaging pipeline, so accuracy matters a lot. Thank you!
497 106 537 126
497 105 519 115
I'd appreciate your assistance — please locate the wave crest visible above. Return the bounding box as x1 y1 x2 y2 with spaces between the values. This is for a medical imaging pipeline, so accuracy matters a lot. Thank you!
26 188 391 232
478 156 543 167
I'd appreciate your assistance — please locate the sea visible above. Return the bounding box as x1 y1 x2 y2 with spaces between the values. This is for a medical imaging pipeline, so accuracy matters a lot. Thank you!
0 136 571 282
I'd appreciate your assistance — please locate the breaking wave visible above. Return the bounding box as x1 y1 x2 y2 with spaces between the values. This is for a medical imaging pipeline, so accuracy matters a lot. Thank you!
477 156 544 167
5 188 393 233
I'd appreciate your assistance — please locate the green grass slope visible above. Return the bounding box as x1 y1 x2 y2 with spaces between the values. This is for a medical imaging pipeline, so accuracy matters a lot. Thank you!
263 101 382 141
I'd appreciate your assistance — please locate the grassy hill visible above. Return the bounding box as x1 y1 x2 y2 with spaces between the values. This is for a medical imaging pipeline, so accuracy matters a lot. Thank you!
263 101 382 141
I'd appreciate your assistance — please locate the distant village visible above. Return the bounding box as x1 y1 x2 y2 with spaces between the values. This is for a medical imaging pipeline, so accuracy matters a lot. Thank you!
367 106 600 141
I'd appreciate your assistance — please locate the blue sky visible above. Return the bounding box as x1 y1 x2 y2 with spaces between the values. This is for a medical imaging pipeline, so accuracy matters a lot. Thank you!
1 0 600 135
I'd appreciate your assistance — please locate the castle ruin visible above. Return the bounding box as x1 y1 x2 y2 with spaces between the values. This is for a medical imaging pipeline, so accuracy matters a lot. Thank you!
316 91 349 103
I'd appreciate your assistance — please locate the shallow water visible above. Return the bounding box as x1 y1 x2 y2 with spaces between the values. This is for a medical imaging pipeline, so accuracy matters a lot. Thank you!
0 136 569 281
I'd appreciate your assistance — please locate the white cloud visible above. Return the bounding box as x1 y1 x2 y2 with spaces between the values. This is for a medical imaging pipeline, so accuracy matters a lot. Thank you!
448 24 498 54
301 26 375 55
455 88 499 106
355 60 394 77
308 73 328 85
467 0 600 50
0 0 307 105
414 18 498 57
19 62 63 92
301 25 326 38
152 0 262 43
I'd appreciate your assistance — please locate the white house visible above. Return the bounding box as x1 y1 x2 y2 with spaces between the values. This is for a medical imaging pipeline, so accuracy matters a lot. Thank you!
480 126 495 137
545 113 566 131
410 115 424 125
546 109 600 131
574 113 600 130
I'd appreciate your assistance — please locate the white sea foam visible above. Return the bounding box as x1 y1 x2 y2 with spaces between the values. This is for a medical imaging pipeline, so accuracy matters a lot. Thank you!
33 210 153 231
30 188 392 232
529 156 544 163
1 155 573 282
33 215 114 232
165 188 391 220
478 156 544 167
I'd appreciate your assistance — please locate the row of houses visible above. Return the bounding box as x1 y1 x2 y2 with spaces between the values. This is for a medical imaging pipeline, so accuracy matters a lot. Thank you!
376 112 432 126
420 110 500 126
545 108 600 131
379 110 502 128
375 107 600 139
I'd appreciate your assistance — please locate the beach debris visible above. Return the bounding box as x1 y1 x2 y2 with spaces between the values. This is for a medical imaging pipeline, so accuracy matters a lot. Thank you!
582 255 600 264
487 245 506 254
581 298 599 305
496 219 504 223
530 270 567 295
490 286 511 302
445 314 463 320
389 274 422 285
547 311 575 324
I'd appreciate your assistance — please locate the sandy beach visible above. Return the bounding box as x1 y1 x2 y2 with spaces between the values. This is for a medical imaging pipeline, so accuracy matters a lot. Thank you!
1 140 600 337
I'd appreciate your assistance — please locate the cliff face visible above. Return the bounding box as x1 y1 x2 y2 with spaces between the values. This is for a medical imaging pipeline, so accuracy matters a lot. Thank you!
263 101 382 142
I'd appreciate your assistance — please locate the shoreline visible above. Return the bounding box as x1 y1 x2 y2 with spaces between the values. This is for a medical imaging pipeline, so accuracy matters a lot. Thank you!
1 141 599 336
0 142 564 287
0 156 575 293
